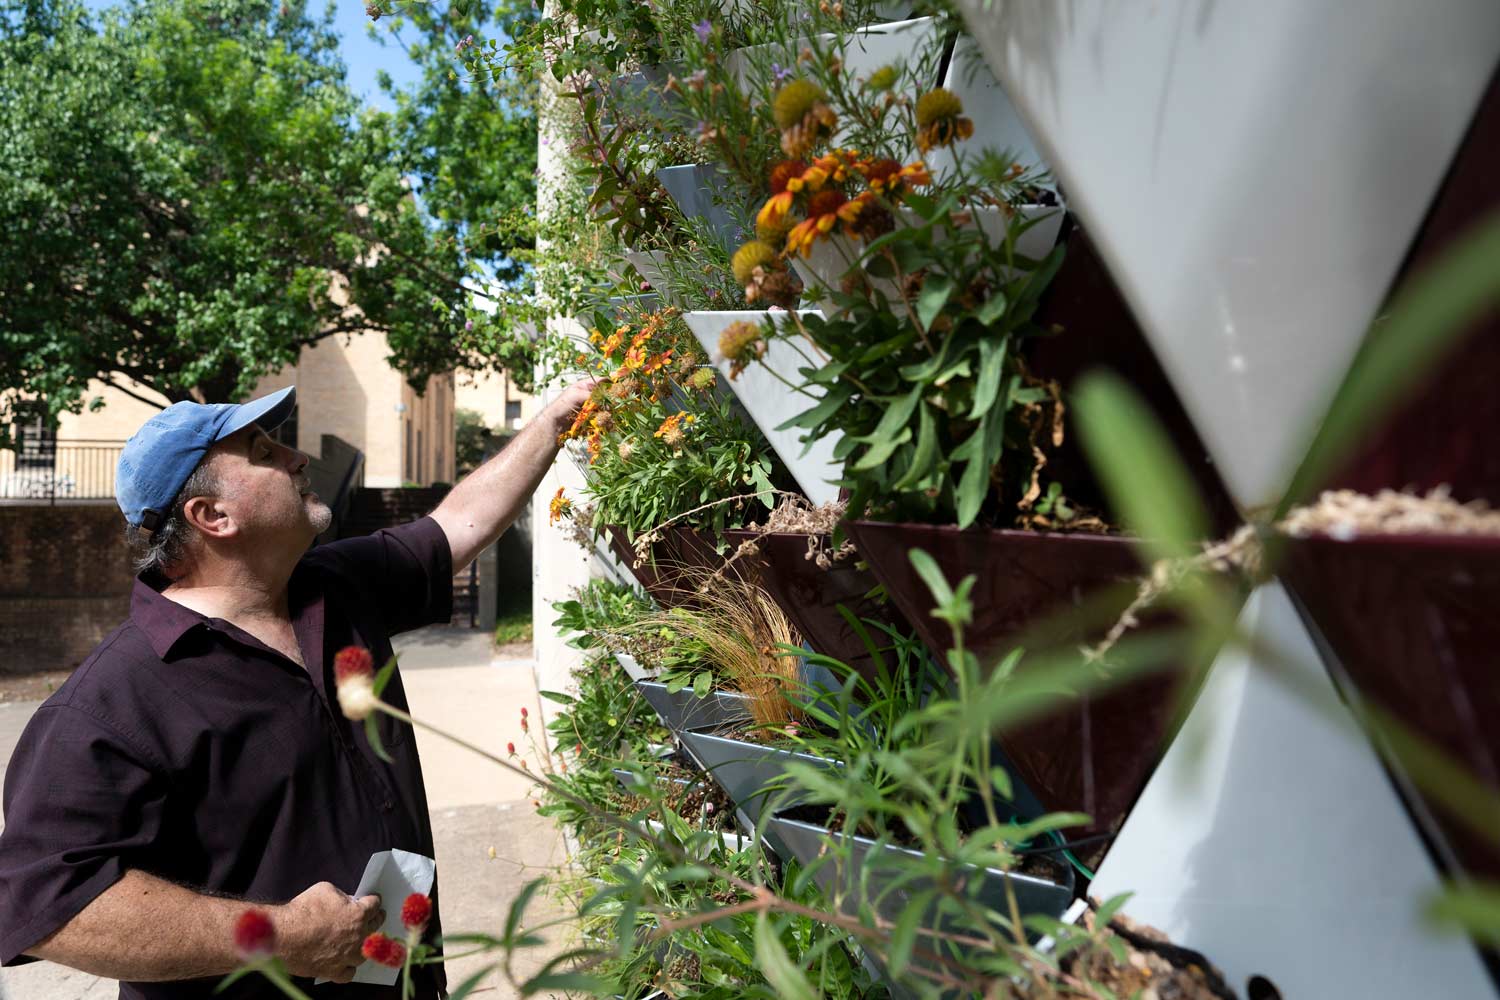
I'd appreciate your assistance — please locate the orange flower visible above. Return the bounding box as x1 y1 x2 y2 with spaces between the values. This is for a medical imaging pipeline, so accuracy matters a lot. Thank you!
756 159 807 231
642 350 674 375
786 189 851 257
600 329 625 357
857 158 931 196
654 413 688 448
548 487 572 525
559 398 600 442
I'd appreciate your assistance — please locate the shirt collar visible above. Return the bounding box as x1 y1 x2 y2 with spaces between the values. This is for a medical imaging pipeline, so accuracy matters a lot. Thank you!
131 573 211 660
130 566 322 662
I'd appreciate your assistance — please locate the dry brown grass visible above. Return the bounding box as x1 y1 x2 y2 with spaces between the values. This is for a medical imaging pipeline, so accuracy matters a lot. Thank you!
660 568 804 727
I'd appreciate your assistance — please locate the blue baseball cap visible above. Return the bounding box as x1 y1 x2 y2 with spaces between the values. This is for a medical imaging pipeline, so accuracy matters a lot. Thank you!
116 386 298 532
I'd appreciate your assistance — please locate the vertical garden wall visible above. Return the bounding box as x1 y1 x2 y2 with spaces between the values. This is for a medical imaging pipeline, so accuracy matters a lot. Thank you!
499 1 1500 997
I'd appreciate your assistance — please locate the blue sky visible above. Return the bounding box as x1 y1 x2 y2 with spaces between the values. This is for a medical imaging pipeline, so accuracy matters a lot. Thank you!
81 0 424 111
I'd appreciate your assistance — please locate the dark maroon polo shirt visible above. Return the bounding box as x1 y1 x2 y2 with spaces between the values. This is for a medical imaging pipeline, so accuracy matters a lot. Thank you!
0 517 455 999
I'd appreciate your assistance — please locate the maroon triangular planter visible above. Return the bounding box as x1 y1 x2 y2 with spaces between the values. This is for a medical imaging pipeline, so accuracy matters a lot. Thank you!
1281 533 1500 882
605 524 724 608
844 520 1198 846
723 530 912 688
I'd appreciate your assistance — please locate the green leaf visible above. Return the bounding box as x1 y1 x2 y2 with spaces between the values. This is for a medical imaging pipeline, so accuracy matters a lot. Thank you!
1426 883 1500 946
907 549 954 609
976 291 1009 326
955 443 991 530
915 274 954 330
1282 212 1500 513
870 383 924 442
520 971 614 996
777 382 853 431
1072 372 1208 561
887 887 935 977
754 912 818 1000
968 337 1008 420
852 425 913 472
372 657 398 697
890 402 937 491
505 878 547 944
365 715 393 764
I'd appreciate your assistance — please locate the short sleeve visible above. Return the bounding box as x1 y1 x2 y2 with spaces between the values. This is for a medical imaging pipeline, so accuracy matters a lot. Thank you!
305 516 454 635
0 704 168 965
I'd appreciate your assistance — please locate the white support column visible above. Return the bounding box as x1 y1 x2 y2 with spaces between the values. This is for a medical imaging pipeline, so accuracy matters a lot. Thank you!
528 33 597 743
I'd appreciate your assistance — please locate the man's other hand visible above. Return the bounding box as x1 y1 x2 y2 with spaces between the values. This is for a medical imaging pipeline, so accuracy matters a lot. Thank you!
277 882 384 982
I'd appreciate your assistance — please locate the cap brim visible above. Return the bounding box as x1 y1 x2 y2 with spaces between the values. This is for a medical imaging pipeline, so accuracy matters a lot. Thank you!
217 386 297 441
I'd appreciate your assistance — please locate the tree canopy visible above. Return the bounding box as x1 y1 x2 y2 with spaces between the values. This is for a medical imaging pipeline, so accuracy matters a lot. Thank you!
0 0 535 435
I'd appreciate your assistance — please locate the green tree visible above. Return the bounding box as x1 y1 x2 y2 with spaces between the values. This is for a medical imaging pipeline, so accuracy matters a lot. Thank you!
365 0 547 391
0 0 505 433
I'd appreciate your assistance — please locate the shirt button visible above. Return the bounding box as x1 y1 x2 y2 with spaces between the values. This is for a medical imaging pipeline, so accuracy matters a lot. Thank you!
382 799 395 812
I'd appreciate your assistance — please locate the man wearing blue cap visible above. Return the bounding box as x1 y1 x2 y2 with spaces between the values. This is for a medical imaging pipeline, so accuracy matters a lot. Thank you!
0 382 589 998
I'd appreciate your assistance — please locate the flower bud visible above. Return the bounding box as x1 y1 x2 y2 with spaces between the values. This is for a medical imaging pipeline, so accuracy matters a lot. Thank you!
362 933 407 968
233 909 276 959
401 893 432 935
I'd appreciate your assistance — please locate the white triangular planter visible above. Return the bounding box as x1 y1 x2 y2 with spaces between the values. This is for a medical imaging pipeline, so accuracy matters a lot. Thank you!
725 17 942 158
790 203 1064 312
681 310 843 506
1091 583 1494 997
953 0 1500 507
924 34 1053 187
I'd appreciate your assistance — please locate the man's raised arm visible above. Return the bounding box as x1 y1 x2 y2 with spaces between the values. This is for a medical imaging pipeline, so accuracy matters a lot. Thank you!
429 383 592 572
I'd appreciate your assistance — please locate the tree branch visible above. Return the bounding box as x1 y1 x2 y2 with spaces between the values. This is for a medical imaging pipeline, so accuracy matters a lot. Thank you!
103 372 173 409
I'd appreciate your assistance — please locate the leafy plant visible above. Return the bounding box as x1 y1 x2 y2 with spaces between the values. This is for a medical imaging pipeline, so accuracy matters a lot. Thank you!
554 303 789 542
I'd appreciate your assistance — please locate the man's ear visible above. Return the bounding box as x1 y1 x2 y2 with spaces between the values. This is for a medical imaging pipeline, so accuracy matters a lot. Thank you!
181 494 237 540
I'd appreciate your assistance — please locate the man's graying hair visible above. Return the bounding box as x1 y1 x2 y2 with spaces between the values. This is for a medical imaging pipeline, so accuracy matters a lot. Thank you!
126 463 220 579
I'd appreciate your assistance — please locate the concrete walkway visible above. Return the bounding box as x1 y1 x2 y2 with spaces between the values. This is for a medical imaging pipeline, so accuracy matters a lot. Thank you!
0 626 571 1000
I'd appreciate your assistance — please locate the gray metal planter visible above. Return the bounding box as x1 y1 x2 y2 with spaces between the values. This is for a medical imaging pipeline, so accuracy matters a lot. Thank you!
766 814 1074 998
676 730 842 858
635 681 753 732
654 164 742 251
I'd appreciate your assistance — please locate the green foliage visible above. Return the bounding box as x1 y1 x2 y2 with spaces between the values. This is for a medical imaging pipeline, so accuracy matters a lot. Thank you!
556 304 786 541
772 193 1072 529
454 408 496 477
0 0 488 430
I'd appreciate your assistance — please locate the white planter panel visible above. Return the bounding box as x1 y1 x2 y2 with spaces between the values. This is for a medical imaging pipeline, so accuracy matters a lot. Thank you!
925 34 1052 186
682 310 843 506
1091 582 1493 998
955 0 1500 507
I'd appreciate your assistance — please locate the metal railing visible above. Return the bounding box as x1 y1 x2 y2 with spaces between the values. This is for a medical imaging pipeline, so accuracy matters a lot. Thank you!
0 441 124 502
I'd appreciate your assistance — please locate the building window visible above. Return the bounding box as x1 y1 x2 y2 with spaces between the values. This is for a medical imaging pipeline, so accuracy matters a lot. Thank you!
14 404 56 472
505 400 521 428
416 429 424 485
268 404 298 450
404 419 413 482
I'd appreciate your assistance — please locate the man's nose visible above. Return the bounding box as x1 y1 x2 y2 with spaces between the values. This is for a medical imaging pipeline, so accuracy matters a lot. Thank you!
280 442 310 474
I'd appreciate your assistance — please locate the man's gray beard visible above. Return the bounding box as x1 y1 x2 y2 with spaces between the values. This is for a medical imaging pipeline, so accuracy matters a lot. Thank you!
307 498 334 535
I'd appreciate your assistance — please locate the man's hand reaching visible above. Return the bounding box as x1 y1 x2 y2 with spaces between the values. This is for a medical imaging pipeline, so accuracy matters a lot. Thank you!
545 379 599 435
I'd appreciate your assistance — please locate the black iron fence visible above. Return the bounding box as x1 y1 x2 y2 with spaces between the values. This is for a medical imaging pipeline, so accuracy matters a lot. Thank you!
0 440 125 501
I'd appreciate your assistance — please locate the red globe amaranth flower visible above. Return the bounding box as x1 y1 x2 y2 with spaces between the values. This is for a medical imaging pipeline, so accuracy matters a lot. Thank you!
334 646 374 682
507 741 516 755
520 706 528 718
234 909 276 959
362 932 407 968
401 893 432 934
